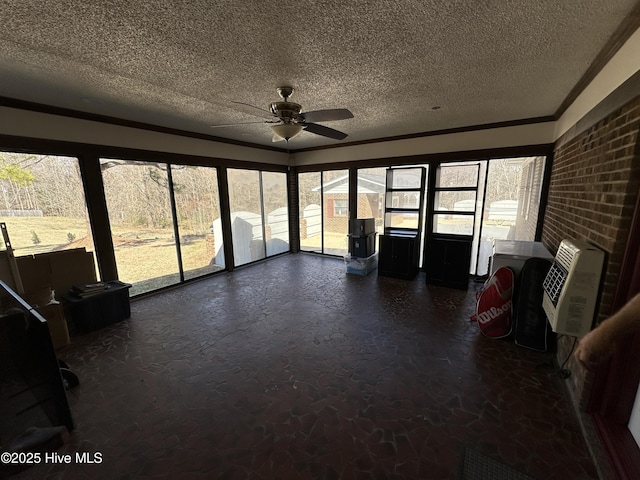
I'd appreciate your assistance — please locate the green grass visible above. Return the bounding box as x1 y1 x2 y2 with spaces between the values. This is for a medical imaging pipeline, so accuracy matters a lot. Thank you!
1 216 89 255
1 216 223 295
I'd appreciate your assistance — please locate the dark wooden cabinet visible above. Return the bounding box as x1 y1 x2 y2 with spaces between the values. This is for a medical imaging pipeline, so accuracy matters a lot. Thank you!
61 281 132 333
423 163 480 289
425 236 472 289
378 234 419 279
378 167 426 279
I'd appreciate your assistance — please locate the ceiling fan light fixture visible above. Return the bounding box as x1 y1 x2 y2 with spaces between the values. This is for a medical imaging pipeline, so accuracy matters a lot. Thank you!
271 123 303 141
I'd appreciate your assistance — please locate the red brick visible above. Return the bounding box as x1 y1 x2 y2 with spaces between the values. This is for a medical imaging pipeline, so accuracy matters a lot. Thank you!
541 95 640 408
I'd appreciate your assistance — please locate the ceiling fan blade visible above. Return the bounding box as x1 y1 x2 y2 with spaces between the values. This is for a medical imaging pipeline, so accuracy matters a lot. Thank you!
301 108 353 123
303 122 349 140
211 120 278 128
231 101 276 119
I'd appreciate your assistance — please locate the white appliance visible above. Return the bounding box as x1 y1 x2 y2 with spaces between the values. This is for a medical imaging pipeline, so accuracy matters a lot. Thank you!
542 239 604 337
490 240 554 276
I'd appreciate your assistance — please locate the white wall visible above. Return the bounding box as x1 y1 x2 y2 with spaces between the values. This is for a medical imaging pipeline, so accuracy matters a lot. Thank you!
291 122 556 166
0 106 289 165
555 27 640 140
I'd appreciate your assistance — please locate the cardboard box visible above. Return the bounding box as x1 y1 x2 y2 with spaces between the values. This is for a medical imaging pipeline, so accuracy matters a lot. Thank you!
35 303 70 349
16 248 97 300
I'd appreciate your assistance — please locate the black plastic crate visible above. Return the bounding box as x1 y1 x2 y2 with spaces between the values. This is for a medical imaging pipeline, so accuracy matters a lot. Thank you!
349 218 376 235
61 281 132 333
348 233 376 258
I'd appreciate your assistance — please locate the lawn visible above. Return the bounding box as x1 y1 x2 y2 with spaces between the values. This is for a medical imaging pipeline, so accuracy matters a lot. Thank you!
0 216 223 295
1 216 89 256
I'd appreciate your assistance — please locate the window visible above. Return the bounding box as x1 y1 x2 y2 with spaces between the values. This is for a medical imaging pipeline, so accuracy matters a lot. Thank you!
226 169 289 265
323 170 349 256
475 156 546 275
356 168 387 251
0 152 96 263
298 169 348 256
334 199 348 216
171 165 225 280
227 169 266 267
100 159 179 295
299 172 322 253
261 171 289 257
356 168 386 232
431 163 479 237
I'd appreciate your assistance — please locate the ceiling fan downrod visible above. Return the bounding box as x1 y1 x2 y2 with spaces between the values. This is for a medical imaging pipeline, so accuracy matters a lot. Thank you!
276 86 294 101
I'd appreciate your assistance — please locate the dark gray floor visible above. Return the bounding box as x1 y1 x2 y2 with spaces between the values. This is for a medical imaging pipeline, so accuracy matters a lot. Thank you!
15 253 598 479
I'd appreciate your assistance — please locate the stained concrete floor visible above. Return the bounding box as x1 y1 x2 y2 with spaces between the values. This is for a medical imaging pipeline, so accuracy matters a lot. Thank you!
13 253 599 479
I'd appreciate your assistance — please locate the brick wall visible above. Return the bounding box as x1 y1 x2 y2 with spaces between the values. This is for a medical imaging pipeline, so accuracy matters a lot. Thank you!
541 95 640 407
324 193 349 233
357 194 375 218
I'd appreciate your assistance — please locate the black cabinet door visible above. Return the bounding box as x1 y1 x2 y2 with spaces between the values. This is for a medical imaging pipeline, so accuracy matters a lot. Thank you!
425 237 472 289
378 234 418 279
378 235 394 274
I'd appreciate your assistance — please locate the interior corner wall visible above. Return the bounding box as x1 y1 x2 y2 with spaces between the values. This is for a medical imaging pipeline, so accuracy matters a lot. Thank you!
541 94 640 408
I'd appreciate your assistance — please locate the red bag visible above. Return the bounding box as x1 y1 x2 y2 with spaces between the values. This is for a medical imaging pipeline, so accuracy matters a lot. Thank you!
471 267 515 338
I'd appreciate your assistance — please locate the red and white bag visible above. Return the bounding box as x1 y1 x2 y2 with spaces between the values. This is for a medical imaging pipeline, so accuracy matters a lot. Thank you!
471 267 515 338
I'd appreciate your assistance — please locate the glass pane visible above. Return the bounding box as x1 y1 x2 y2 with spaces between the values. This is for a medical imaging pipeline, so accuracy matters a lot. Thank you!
470 161 488 274
227 169 265 266
388 168 423 189
100 159 179 295
433 213 474 235
357 167 385 252
171 165 225 281
386 192 421 209
262 171 289 257
436 164 479 188
476 157 546 276
385 211 420 230
322 170 348 256
0 153 95 261
298 172 322 253
434 190 476 212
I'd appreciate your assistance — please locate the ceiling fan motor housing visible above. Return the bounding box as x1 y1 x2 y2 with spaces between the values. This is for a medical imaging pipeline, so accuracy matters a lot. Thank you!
270 101 302 123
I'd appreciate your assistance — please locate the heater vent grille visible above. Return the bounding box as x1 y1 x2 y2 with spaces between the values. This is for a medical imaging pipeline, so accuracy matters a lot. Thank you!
542 239 604 337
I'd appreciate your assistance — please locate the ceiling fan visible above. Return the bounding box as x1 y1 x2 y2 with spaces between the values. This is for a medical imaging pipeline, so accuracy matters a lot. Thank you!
212 87 353 142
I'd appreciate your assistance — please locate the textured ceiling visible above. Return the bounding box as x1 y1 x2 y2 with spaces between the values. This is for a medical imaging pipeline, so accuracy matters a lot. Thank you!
1 0 638 150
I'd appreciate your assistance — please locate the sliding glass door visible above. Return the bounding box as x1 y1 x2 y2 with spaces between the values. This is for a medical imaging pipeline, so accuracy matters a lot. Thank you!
100 159 179 295
227 169 290 267
171 165 225 280
475 156 546 276
262 171 289 257
298 169 349 256
356 167 386 252
225 169 265 267
299 172 322 253
322 170 349 256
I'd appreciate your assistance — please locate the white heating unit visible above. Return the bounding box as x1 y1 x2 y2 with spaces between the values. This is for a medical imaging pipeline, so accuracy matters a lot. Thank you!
542 239 604 337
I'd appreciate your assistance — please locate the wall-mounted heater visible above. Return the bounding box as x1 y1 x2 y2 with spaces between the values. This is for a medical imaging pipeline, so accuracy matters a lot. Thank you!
542 239 604 337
